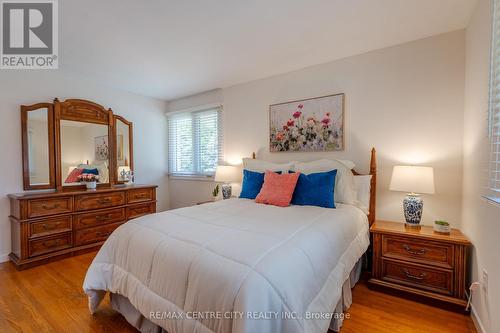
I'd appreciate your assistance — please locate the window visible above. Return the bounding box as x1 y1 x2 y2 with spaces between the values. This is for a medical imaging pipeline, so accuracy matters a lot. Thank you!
168 107 222 177
490 0 500 194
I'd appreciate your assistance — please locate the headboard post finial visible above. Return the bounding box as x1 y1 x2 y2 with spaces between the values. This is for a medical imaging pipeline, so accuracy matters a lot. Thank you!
252 152 256 159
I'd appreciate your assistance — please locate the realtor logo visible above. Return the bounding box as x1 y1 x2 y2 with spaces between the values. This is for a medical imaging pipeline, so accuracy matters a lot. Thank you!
1 0 58 69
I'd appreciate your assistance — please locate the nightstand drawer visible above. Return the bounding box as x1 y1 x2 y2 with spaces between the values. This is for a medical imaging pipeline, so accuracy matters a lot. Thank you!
382 235 454 269
382 259 453 296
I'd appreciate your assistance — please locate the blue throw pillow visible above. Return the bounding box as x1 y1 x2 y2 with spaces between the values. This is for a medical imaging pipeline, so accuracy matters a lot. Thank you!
239 169 281 199
291 170 337 208
82 168 99 175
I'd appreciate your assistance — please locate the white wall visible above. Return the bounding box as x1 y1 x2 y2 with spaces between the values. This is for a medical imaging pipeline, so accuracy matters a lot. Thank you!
168 31 466 228
0 71 169 262
463 0 500 332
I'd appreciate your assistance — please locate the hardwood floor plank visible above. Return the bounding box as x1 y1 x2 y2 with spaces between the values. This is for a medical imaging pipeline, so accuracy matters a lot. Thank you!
0 252 476 333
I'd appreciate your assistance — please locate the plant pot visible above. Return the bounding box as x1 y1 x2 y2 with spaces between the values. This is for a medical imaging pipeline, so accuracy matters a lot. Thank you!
85 181 97 189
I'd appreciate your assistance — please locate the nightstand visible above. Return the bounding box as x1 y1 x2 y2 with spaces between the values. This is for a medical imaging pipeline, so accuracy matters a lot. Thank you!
369 220 472 310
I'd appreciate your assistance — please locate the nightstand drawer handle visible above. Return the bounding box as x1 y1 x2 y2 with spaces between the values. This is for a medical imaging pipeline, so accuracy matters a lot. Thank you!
403 244 427 255
403 269 426 280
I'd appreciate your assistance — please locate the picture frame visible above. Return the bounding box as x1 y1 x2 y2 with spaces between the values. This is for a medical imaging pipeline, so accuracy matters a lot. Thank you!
269 93 345 152
95 135 109 161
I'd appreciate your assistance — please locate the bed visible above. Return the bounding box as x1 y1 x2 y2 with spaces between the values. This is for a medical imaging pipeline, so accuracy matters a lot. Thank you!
84 149 377 333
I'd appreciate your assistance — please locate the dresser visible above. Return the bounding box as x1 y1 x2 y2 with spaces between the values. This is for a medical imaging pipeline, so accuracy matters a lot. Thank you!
369 220 472 310
8 185 157 270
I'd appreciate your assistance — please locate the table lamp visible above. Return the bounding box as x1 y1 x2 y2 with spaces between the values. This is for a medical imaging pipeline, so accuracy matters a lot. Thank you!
214 165 239 199
389 165 435 226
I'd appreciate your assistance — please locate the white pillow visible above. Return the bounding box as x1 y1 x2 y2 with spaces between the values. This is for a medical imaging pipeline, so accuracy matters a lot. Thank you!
354 175 372 214
294 159 357 205
242 158 294 173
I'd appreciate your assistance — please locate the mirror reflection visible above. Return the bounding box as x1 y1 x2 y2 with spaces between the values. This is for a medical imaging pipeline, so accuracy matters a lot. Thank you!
116 119 131 181
60 120 109 186
27 108 50 185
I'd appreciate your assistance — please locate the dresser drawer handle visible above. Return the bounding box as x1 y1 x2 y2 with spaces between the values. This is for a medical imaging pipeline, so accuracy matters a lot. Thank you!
42 240 61 247
134 193 147 198
96 214 112 221
403 244 427 256
403 269 426 280
42 203 59 210
97 198 112 204
95 231 111 237
42 223 59 230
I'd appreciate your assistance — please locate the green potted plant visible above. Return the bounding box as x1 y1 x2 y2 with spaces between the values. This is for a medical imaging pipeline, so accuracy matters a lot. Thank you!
212 184 220 201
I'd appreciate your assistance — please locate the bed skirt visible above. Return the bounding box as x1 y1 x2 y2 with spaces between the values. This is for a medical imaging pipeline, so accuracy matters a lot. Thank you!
109 257 364 333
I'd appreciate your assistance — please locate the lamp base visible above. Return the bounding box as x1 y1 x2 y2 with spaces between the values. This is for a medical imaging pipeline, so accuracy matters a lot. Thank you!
403 194 423 225
221 184 232 200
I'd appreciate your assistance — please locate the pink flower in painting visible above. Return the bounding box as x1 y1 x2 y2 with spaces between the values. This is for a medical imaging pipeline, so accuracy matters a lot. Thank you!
293 111 302 119
276 132 284 141
326 112 331 117
298 104 304 109
321 118 331 126
283 125 289 131
287 119 295 127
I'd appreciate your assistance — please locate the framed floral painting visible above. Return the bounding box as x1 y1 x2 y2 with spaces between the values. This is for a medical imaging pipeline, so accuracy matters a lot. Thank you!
269 93 345 152
95 135 109 161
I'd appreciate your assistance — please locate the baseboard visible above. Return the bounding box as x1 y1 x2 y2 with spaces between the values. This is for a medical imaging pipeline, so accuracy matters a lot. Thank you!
0 253 9 263
471 304 487 333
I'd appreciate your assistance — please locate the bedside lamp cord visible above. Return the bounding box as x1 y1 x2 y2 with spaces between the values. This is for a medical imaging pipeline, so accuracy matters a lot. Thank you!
465 282 480 311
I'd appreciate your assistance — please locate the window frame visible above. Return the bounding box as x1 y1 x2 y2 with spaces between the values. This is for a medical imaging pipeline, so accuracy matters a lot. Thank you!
486 0 500 205
167 105 223 180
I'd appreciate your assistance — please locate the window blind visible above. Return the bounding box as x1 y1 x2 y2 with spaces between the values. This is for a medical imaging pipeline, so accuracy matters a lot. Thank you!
490 0 500 192
168 107 223 177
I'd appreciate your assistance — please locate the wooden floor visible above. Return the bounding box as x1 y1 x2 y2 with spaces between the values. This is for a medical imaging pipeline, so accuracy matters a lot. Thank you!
0 252 477 333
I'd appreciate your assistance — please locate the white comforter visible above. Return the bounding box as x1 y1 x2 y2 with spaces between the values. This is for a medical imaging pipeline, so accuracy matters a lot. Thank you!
83 198 369 333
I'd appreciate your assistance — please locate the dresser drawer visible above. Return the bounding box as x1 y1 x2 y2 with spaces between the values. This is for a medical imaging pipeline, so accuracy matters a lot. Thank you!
382 259 453 296
29 233 73 257
74 191 126 211
74 208 126 230
30 216 72 238
27 197 73 218
382 235 454 269
127 202 155 220
128 188 154 204
75 222 123 246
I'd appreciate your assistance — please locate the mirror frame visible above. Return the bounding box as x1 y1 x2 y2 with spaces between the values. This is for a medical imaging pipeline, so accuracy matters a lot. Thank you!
21 103 56 190
113 115 134 184
54 99 116 191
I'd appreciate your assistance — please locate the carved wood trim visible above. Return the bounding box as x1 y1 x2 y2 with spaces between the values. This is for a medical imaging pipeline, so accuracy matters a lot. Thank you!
58 99 109 125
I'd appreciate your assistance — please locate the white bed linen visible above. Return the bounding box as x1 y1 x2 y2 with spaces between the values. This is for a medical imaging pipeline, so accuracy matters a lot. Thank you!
83 198 369 333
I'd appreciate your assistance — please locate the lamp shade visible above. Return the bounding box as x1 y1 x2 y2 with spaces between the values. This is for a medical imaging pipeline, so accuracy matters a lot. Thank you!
389 165 435 194
214 165 239 183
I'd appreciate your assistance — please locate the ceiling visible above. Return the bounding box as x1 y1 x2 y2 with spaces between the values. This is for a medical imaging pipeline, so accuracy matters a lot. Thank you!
60 0 478 101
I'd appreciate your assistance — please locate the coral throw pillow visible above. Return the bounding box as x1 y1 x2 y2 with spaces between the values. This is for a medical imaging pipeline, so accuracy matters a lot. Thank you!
65 168 83 183
255 171 300 207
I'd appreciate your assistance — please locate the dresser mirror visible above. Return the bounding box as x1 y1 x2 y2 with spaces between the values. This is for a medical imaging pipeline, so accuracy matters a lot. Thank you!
21 103 55 190
60 120 110 186
21 98 134 191
114 116 133 183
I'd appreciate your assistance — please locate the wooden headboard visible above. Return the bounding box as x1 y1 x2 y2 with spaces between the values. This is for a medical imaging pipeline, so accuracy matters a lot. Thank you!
251 148 377 226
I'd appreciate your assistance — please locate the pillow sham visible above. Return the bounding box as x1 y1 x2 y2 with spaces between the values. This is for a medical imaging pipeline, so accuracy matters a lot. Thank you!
291 170 337 208
354 175 372 214
82 168 99 175
242 158 294 173
240 169 282 199
255 171 300 207
65 168 83 183
294 159 356 205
